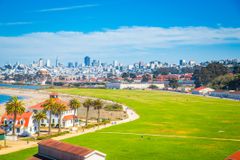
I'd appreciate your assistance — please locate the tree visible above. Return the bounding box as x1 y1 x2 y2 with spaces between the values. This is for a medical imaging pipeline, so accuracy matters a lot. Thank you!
55 103 67 133
129 73 137 79
69 98 81 127
5 96 25 135
148 84 159 89
141 74 152 82
233 66 240 74
169 79 179 89
93 99 103 123
153 68 169 77
209 74 234 90
192 62 229 87
83 99 93 126
33 111 47 137
228 74 240 90
121 72 129 79
42 98 57 135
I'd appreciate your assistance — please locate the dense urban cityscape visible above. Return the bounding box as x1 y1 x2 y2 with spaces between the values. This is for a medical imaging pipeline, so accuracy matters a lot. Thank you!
0 56 239 87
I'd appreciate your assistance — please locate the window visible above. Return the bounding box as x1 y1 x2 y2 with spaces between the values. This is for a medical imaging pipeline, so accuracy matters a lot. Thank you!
41 119 44 123
17 128 20 133
20 120 24 125
52 119 55 123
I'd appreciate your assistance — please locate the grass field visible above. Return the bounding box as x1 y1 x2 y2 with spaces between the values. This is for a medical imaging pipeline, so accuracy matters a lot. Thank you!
1 89 240 160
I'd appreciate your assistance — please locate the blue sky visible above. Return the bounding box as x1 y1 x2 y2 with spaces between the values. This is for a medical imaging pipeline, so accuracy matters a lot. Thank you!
0 0 240 65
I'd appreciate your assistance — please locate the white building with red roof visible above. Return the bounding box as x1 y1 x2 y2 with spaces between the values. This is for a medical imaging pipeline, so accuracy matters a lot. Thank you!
28 93 79 128
29 139 106 160
192 86 215 95
0 111 37 136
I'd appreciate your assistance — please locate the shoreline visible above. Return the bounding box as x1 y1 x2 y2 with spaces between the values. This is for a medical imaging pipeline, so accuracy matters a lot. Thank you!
0 88 49 115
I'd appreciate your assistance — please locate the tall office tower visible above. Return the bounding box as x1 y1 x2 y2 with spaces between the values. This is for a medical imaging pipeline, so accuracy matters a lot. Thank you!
113 60 118 67
84 56 90 66
39 58 44 67
46 59 51 67
74 62 78 68
92 60 98 66
179 59 186 66
68 62 74 68
188 60 196 66
55 57 58 67
139 61 144 68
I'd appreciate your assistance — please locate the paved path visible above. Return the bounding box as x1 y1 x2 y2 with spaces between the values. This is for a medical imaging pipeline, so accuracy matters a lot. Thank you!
99 131 240 142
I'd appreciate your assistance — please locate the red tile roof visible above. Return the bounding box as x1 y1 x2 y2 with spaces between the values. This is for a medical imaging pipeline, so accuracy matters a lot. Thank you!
63 115 77 121
225 151 240 160
49 92 58 96
38 139 94 157
28 98 69 110
194 86 207 91
1 112 33 127
29 101 45 110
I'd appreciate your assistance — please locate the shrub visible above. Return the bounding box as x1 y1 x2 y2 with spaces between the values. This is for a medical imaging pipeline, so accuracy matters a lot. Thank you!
104 103 123 111
148 85 159 89
36 131 69 140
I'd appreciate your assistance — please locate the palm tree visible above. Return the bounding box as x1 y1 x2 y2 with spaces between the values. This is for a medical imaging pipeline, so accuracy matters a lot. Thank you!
55 103 67 133
69 98 81 127
5 96 25 136
93 99 103 123
42 98 57 135
33 111 47 137
83 99 93 126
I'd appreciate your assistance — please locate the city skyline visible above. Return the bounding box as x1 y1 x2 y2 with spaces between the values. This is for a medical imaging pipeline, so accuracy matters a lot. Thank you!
0 0 240 64
3 56 232 67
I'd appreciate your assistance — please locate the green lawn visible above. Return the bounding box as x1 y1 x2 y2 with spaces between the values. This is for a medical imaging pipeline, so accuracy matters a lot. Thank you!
1 89 240 160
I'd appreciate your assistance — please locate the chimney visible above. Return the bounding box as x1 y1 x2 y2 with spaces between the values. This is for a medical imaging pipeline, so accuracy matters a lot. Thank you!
50 93 58 99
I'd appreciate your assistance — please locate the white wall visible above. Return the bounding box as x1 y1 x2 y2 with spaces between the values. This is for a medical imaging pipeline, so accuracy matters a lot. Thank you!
106 83 165 89
85 153 106 160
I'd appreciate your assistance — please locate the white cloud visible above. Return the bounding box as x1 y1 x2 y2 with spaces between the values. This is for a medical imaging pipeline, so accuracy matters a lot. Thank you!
33 4 99 13
0 22 33 26
0 26 240 61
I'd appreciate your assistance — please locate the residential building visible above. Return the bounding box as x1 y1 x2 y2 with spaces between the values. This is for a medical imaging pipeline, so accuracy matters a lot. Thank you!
192 86 215 95
28 93 79 128
0 111 37 136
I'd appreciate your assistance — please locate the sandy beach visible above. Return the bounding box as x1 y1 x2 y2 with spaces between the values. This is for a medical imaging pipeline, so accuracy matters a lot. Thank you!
0 88 49 115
